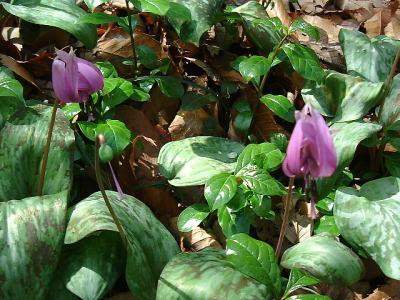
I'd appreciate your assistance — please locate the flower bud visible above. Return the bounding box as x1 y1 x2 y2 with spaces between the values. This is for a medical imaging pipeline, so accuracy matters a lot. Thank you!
282 103 337 178
52 49 103 103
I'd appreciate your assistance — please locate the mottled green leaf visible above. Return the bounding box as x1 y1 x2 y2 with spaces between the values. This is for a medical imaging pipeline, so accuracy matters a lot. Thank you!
0 104 74 201
334 177 400 279
57 232 125 300
283 269 320 298
205 173 238 211
282 43 324 82
177 203 210 232
156 249 271 300
317 122 382 198
83 0 108 11
167 0 224 45
302 71 384 122
260 94 295 122
158 136 244 186
233 2 282 53
0 191 68 299
286 295 331 300
289 18 320 41
130 0 170 15
379 74 400 129
2 0 97 48
65 191 179 300
281 234 364 285
79 12 121 24
227 233 281 297
339 28 400 82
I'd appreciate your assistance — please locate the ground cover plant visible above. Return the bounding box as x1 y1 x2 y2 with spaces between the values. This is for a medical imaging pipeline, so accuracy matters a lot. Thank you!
1 0 400 299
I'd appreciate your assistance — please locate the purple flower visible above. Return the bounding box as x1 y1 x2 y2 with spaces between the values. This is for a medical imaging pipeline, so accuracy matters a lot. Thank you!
52 49 103 103
283 103 337 178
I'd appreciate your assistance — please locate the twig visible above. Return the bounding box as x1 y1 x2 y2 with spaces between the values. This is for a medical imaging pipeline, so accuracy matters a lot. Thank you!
37 98 59 196
276 176 295 258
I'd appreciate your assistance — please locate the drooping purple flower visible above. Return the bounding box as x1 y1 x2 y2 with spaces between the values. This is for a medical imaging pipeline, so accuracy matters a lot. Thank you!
282 103 337 178
52 49 103 103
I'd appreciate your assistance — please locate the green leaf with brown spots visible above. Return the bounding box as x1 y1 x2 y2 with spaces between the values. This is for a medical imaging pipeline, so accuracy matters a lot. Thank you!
156 249 272 299
65 191 179 300
0 104 74 201
0 190 68 299
334 177 400 280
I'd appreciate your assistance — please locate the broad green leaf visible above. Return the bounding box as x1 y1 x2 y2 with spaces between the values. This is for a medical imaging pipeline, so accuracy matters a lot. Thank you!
289 18 320 41
286 295 331 300
0 75 25 128
83 0 109 11
317 121 382 198
2 0 97 48
269 132 288 152
302 71 384 122
339 28 400 82
156 249 271 299
136 45 159 69
282 43 324 82
238 55 271 84
260 94 295 122
281 234 364 285
177 203 210 232
239 165 286 196
130 0 170 15
217 206 254 238
167 0 224 45
96 119 132 156
158 136 244 186
249 194 275 219
62 103 81 121
0 191 68 299
0 104 74 201
334 177 400 279
233 2 282 53
79 12 121 24
78 121 97 141
57 232 125 300
102 78 135 111
384 153 400 177
96 61 118 78
314 215 340 236
227 188 248 212
165 2 191 34
65 191 179 300
283 269 320 298
205 173 238 211
226 233 281 297
155 77 184 98
235 143 284 173
234 110 253 133
379 73 400 129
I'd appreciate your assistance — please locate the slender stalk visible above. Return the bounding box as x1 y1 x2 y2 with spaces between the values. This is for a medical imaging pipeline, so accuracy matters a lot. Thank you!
124 0 138 73
276 176 295 258
37 98 59 196
95 137 127 247
259 34 288 95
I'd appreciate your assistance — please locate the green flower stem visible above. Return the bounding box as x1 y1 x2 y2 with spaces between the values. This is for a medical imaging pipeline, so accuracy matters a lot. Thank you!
95 137 127 248
259 34 288 94
36 98 59 196
125 0 138 73
276 176 295 258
